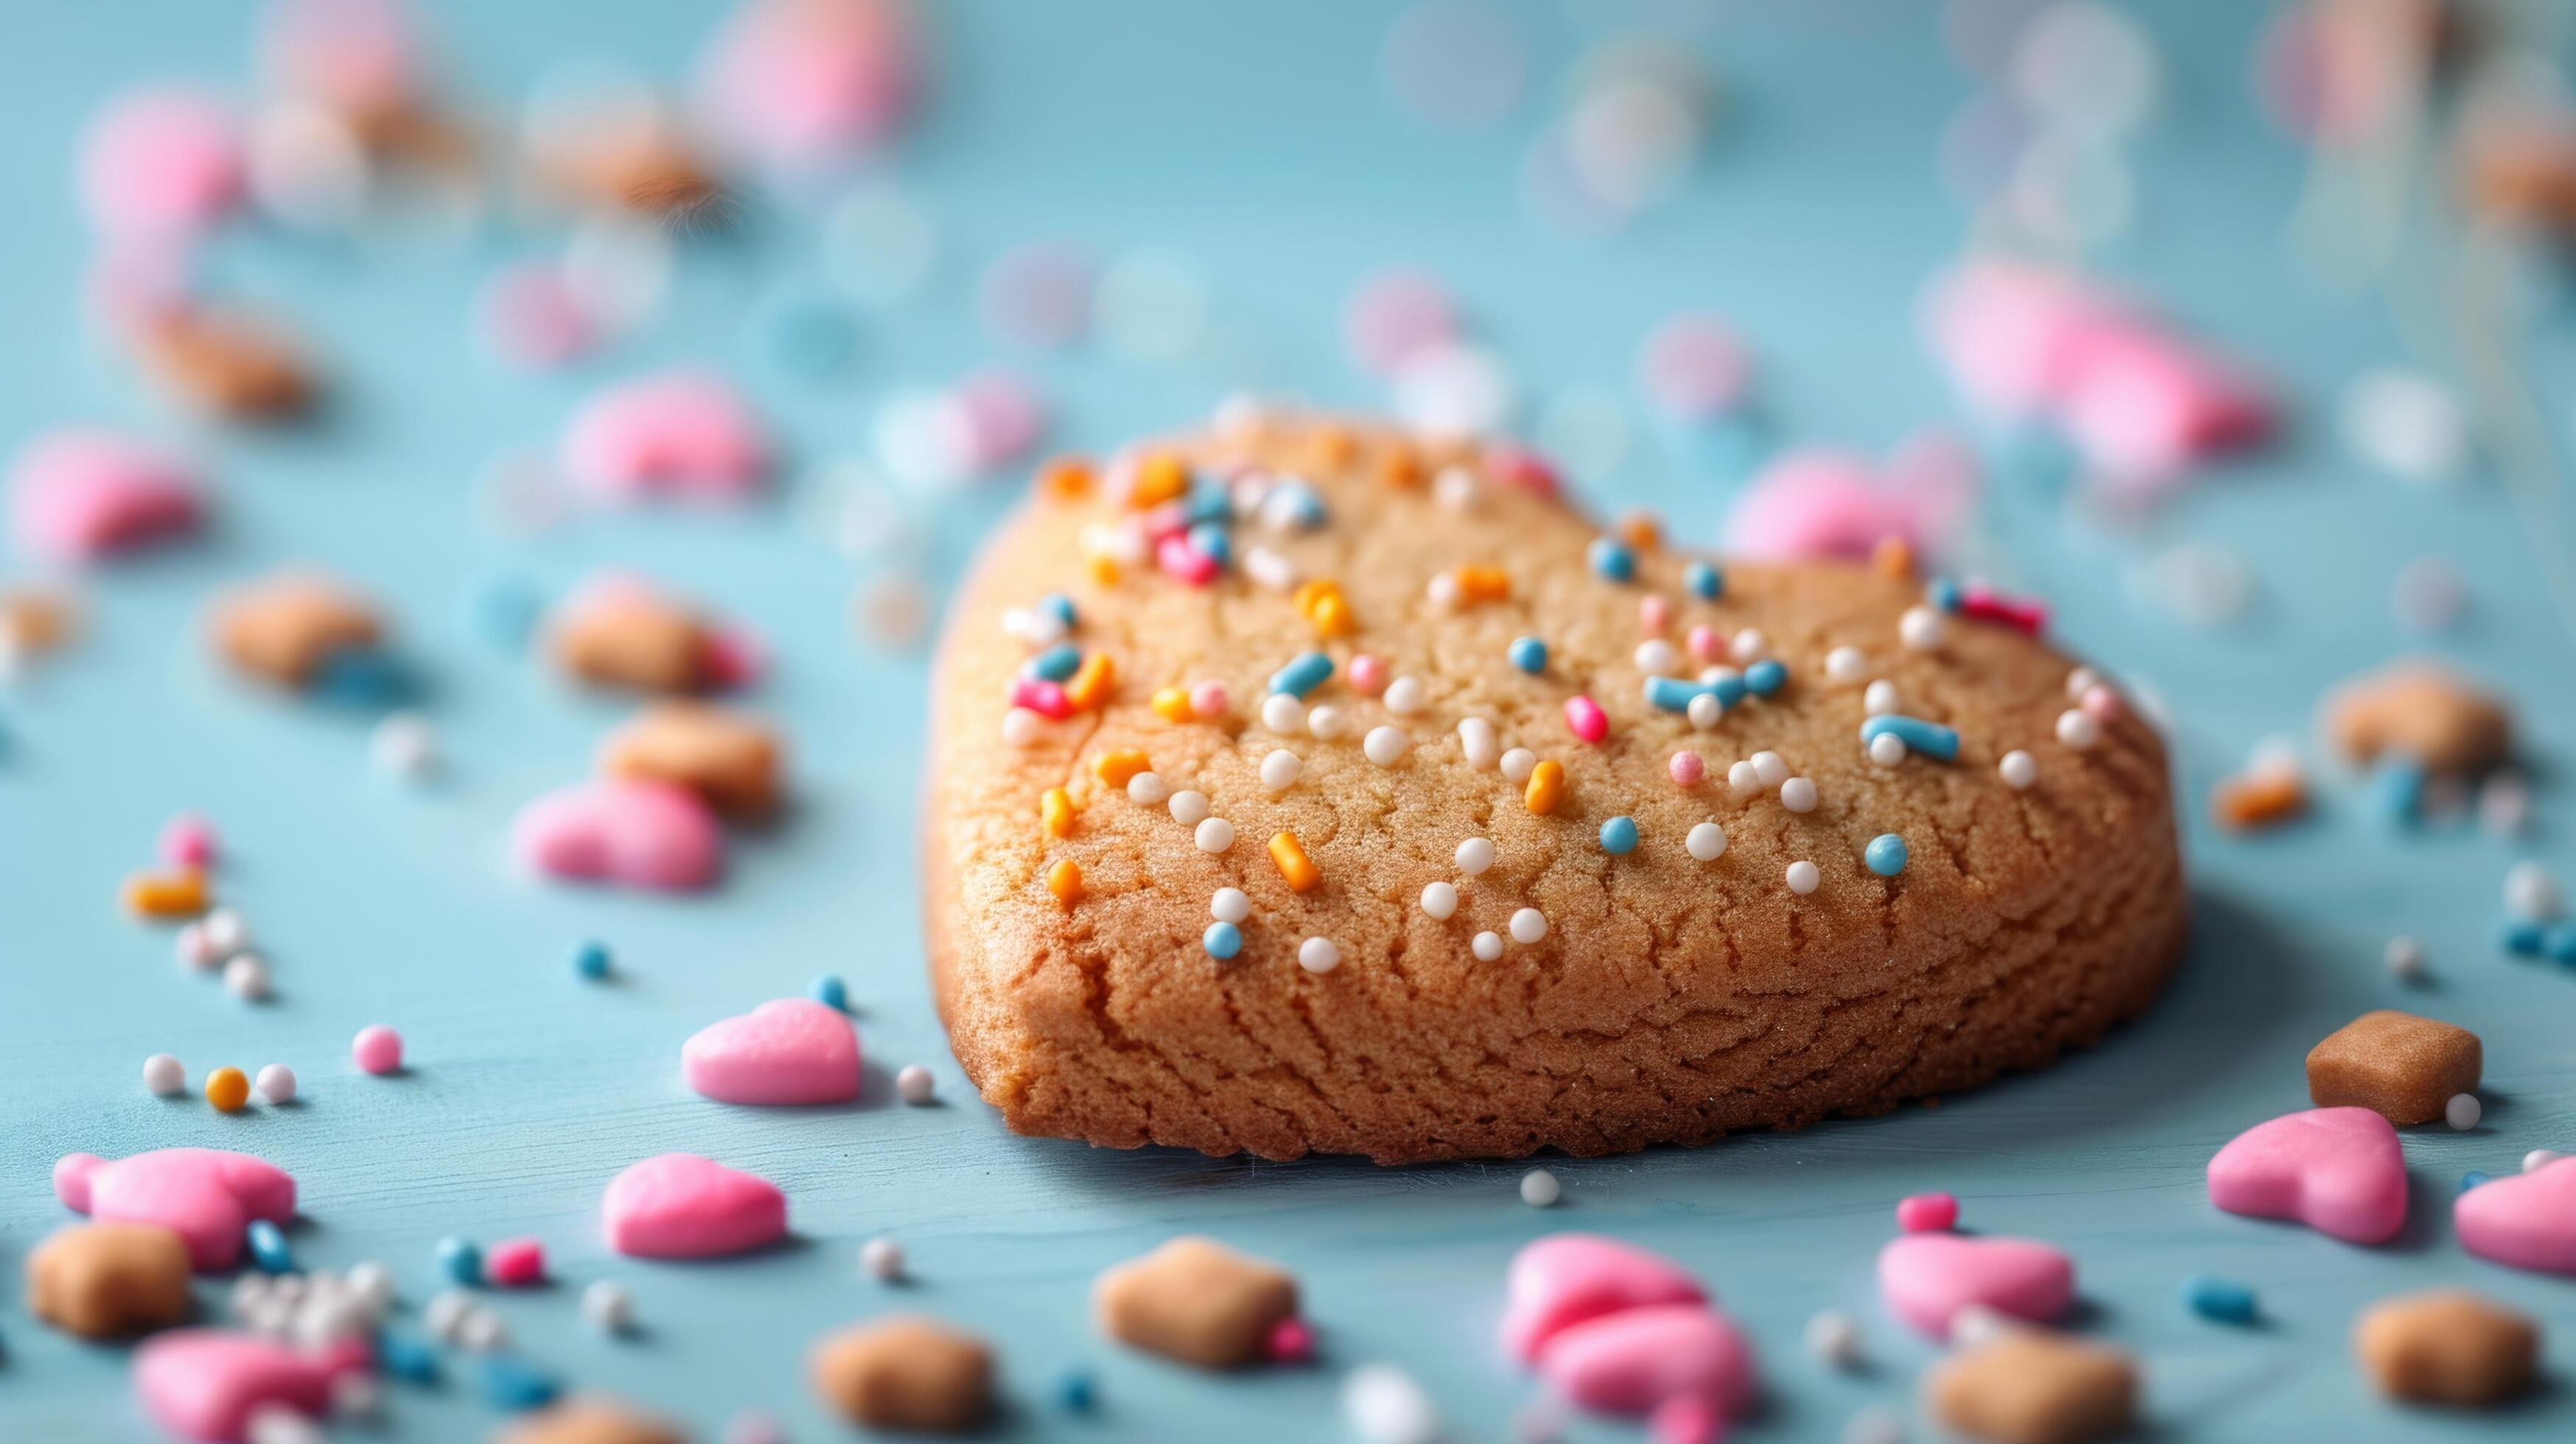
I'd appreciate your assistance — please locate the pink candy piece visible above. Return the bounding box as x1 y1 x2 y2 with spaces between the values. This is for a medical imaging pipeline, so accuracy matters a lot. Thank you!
1724 435 1977 564
1875 1233 2074 1339
1010 678 1074 720
1895 1191 1959 1233
479 262 599 370
55 1149 296 1272
683 998 861 1105
1649 1394 1725 1444
2080 684 2123 722
1638 595 1671 637
2206 1106 2408 1246
1539 1303 1755 1421
1483 445 1561 501
10 431 203 564
1639 313 1752 419
512 780 725 892
485 1237 547 1286
133 1329 362 1444
602 1153 787 1259
351 1023 403 1075
161 813 218 869
1156 533 1221 586
1564 695 1608 745
262 0 423 117
950 369 1047 472
1668 752 1704 788
1685 625 1722 662
2456 1157 2576 1275
80 87 245 241
560 371 771 505
1344 270 1459 376
1960 586 2049 635
1347 654 1390 697
1499 1235 1705 1364
1266 1317 1315 1365
696 0 917 171
1187 681 1228 720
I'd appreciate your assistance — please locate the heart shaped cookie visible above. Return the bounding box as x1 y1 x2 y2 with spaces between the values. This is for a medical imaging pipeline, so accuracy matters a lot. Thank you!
600 1152 785 1258
513 779 724 891
1876 1232 2075 1339
2454 1157 2576 1275
927 409 2185 1163
133 1328 364 1444
2206 1106 2408 1245
8 430 202 564
55 1148 296 1272
683 998 861 1105
1534 1302 1756 1420
560 370 771 505
1498 1234 1705 1363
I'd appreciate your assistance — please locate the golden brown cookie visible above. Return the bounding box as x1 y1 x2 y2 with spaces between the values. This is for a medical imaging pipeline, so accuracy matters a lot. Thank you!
1094 1236 1299 1370
27 1222 193 1339
209 568 382 687
599 702 782 819
2354 1289 2538 1407
2323 659 2511 775
927 410 2186 1163
809 1315 992 1434
1927 1328 2138 1444
494 1397 687 1444
2306 1010 2480 1126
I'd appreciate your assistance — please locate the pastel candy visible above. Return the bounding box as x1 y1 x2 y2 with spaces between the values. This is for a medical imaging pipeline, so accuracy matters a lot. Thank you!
1724 435 1976 563
1876 1233 2075 1339
2206 1106 2409 1245
511 780 724 891
55 1149 297 1272
2454 1157 2576 1275
697 0 917 169
602 1153 786 1258
683 998 861 1105
1498 1234 1705 1363
10 432 201 563
79 87 244 239
133 1328 362 1444
560 371 771 505
1536 1303 1756 1420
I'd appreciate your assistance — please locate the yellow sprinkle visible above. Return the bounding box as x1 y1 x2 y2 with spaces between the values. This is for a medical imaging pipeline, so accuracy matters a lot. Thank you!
1456 564 1511 603
1066 652 1115 710
123 870 208 919
1086 555 1121 586
1039 455 1095 502
1308 592 1355 638
1042 788 1075 838
1291 579 1341 620
1525 759 1565 816
1151 686 1194 723
1305 426 1359 472
1375 443 1425 489
1093 750 1150 788
1268 831 1321 894
204 1066 248 1112
1129 452 1189 508
1046 859 1085 905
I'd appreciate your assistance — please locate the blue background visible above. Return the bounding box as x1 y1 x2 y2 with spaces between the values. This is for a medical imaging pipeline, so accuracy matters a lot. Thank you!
3 1 2573 1439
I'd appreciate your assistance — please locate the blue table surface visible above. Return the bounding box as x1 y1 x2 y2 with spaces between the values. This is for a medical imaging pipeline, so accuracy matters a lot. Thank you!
4 2 2575 1440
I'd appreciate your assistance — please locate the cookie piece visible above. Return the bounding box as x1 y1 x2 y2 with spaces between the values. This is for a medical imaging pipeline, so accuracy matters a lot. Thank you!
809 1315 993 1433
496 1397 687 1444
2323 660 2510 775
208 569 382 687
27 1222 192 1338
2305 1010 2480 1126
550 575 727 694
1926 1328 2136 1444
927 410 2186 1163
133 304 316 421
2354 1289 2538 1407
1094 1236 1299 1370
600 702 781 819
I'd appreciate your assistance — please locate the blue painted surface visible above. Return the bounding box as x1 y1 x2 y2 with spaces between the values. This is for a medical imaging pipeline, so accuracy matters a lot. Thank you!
0 4 2572 1442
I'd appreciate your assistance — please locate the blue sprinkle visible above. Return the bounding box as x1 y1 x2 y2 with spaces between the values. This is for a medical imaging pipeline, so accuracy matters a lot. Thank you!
1643 676 1710 713
1184 478 1232 528
1709 670 1747 709
1022 643 1082 683
1187 521 1232 567
1587 536 1636 583
810 974 850 1011
1744 659 1788 698
1509 637 1548 674
1859 714 1961 762
1264 483 1327 530
2461 1171 2493 1193
310 649 415 711
1927 578 1965 612
2545 926 2576 967
436 1236 483 1286
2370 757 2425 830
1038 594 1078 631
1269 651 1334 698
2500 919 2547 956
466 575 543 653
1204 921 1242 960
2180 1275 2256 1324
1599 816 1639 855
572 940 612 981
1865 834 1909 877
475 1355 560 1413
245 1219 294 1275
1059 1368 1099 1414
376 1330 441 1385
1683 561 1723 600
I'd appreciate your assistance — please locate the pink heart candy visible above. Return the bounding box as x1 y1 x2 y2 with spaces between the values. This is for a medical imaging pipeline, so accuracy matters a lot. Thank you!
10 431 202 563
560 371 771 505
1724 433 1977 564
683 998 861 1105
1537 1302 1757 1420
79 87 245 241
1499 1234 1705 1364
697 0 916 169
2455 1157 2576 1275
602 1153 786 1258
511 779 723 891
2206 1106 2408 1246
133 1328 362 1444
1876 1233 2074 1339
56 1149 296 1272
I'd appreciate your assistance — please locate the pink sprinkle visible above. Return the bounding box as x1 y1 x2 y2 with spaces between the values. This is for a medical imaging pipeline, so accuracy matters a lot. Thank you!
1640 312 1752 420
695 0 918 170
1345 270 1458 376
2081 684 2123 722
160 814 217 870
485 1237 546 1287
1140 502 1191 544
478 262 597 370
1484 445 1561 501
351 1025 403 1076
1266 1317 1315 1365
1565 695 1608 745
1156 534 1220 587
1187 681 1229 719
1010 679 1074 720
79 88 245 242
1649 1394 1725 1444
1960 586 2048 635
1668 752 1705 788
1685 625 1722 663
1895 1192 1959 1233
1638 595 1673 636
1348 654 1390 696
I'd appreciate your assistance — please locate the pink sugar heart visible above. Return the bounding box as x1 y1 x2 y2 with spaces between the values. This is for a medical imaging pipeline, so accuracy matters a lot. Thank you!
697 0 916 170
602 1153 786 1259
1499 1234 1706 1364
2206 1106 2408 1245
55 1148 296 1272
1537 1302 1756 1421
511 779 723 891
683 998 861 1106
10 431 202 564
133 1328 362 1444
1724 434 1976 564
79 87 245 241
560 371 771 505
2455 1157 2576 1275
1876 1233 2074 1339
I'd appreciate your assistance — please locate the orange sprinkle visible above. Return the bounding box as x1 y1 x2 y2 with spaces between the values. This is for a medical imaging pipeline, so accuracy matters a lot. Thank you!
1308 592 1356 638
1093 750 1150 788
1045 859 1085 905
1151 686 1193 723
1305 426 1359 472
1129 452 1189 509
1268 831 1321 893
1086 555 1121 586
1065 652 1115 709
1042 788 1075 838
1617 511 1663 552
123 870 207 919
1456 564 1511 603
1872 535 1915 581
2212 771 2306 831
1524 759 1565 816
1039 455 1095 501
1291 579 1341 620
1375 444 1425 489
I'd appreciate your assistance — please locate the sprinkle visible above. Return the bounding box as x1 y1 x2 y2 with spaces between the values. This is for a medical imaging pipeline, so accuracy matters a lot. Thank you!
1563 695 1607 744
896 1065 936 1104
1962 586 2049 634
1863 679 1898 715
810 975 849 1009
1127 772 1169 805
438 1237 483 1286
1151 687 1193 722
1299 937 1340 974
1731 628 1768 664
1042 788 1075 837
224 955 270 1000
1003 707 1045 746
1669 752 1705 787
2446 1093 2482 1130
144 1054 184 1096
1456 564 1511 602
2181 1276 2257 1325
1260 749 1304 791
1204 921 1243 959
1868 734 1906 766
1065 653 1115 709
1509 908 1548 944
2000 750 2038 788
2212 770 2303 830
1786 861 1820 894
1269 832 1321 893
1459 718 1501 768
1364 726 1412 766
1751 750 1789 787
2527 1149 2563 1173
1261 693 1305 734
1896 1192 1957 1231
1520 1170 1562 1207
1645 676 1710 713
1824 647 1865 684
253 1063 295 1105
352 1025 402 1074
1927 578 1964 612
205 1065 249 1112
1472 931 1503 961
1189 681 1229 718
1860 715 1960 761
1524 759 1565 815
1456 837 1496 875
1169 790 1210 825
1780 777 1818 813
1023 643 1081 682
1508 636 1548 673
1349 654 1391 695
2384 936 2425 980
124 870 208 919
1687 822 1727 861
1587 536 1636 582
161 815 217 869
1195 817 1235 852
248 1219 294 1274
1599 816 1639 855
583 1280 634 1333
1899 606 1945 650
1420 881 1459 920
1873 536 1915 578
1635 639 1678 673
1684 561 1722 600
1744 659 1787 697
1639 595 1673 634
1011 679 1074 719
1243 546 1296 590
1308 705 1347 740
1270 651 1333 698
1128 453 1189 508
2056 709 2102 749
1865 834 1909 876
1046 859 1084 905
1210 888 1252 925
1686 693 1722 729
1092 751 1148 789
1307 589 1355 637
1727 760 1761 795
1383 676 1426 715
1706 669 1749 708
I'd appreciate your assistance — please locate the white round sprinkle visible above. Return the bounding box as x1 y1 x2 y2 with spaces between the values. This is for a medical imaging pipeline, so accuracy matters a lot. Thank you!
254 1064 296 1106
1433 466 1479 510
371 712 436 777
1425 572 1462 608
1456 837 1497 875
1501 748 1538 783
1002 707 1044 747
1472 930 1503 961
2383 936 2425 980
1195 817 1236 852
224 954 272 1001
1634 639 1677 673
1520 1168 1562 1207
1344 1363 1440 1444
896 1065 936 1104
1307 704 1348 741
144 1054 185 1096
1260 749 1304 791
1730 628 1768 663
456 1307 508 1353
1364 726 1412 767
1126 771 1169 805
1686 692 1722 729
1299 936 1341 974
1780 777 1818 813
1459 718 1501 768
1999 749 2038 789
1509 908 1548 944
1951 1303 2011 1347
203 908 250 956
1727 760 1762 796
1899 605 1945 650
1686 822 1727 861
424 1290 473 1342
1260 693 1305 735
345 1261 394 1313
2446 1093 2481 1131
1868 733 1907 767
1244 544 1296 591
2066 666 2101 700
1211 888 1251 924
860 1236 906 1280
247 1404 326 1444
1420 881 1459 921
2524 1149 2564 1173
1752 750 1788 787
1786 861 1821 894
1805 1309 1862 1368
1168 790 1210 826
2504 861 2561 922
1825 646 1865 683
1384 676 1426 715
582 1279 633 1332
2055 709 2101 749
175 922 222 969
1863 679 1899 715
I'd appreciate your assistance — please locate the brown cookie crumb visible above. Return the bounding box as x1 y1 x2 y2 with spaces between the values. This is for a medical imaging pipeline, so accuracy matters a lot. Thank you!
1094 1236 1299 1370
2323 661 2511 775
496 1397 686 1444
1926 1328 2138 1444
27 1222 192 1339
133 305 317 421
2355 1289 2538 1407
550 577 723 694
809 1314 993 1434
209 569 382 687
2306 1010 2481 1126
599 702 782 819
